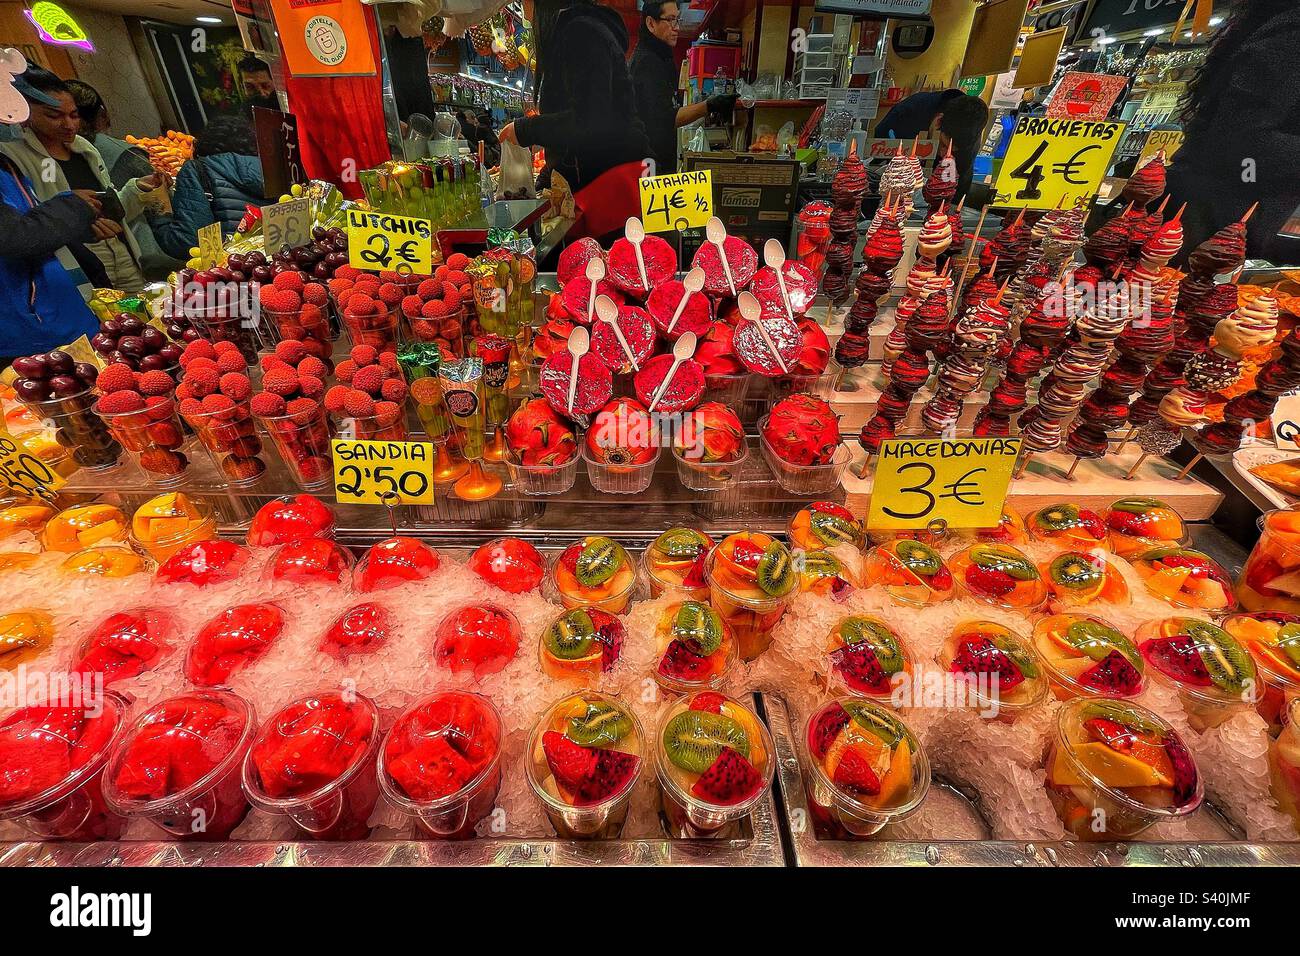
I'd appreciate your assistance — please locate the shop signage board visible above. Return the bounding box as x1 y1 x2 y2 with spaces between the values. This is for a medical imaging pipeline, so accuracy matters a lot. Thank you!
1045 72 1128 120
638 169 713 234
867 438 1022 530
826 87 882 120
992 116 1125 210
988 71 1023 110
1271 396 1300 452
0 432 66 497
268 0 376 78
345 209 433 274
813 0 933 20
1079 0 1190 39
331 439 435 505
261 197 311 250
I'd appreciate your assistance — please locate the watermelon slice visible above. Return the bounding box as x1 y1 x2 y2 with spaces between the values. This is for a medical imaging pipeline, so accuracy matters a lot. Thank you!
608 235 678 298
690 747 763 805
589 304 657 374
634 353 706 413
733 311 802 376
539 349 614 418
646 279 713 340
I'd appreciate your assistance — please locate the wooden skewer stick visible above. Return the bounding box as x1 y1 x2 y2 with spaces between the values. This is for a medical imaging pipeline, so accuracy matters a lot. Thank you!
1175 453 1203 481
1124 452 1150 480
950 205 991 318
1064 456 1082 480
855 452 873 480
1115 424 1139 453
1013 452 1034 480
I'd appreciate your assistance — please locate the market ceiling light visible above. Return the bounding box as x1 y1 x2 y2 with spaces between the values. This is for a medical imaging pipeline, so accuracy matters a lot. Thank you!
196 16 223 24
1143 29 1164 37
23 1 92 51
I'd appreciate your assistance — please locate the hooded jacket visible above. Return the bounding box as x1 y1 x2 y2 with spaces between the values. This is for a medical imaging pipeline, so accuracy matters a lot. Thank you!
151 152 265 261
514 4 651 193
629 22 679 176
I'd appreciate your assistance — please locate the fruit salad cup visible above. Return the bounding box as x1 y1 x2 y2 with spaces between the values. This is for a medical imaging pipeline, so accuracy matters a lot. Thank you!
432 603 522 679
102 690 257 840
377 691 502 839
1032 614 1146 700
0 694 127 840
1239 509 1300 614
1105 497 1188 559
60 545 151 578
1269 698 1300 836
1045 699 1202 841
939 620 1047 722
1137 617 1259 731
824 616 913 701
794 549 861 597
865 539 954 607
552 536 637 614
128 492 217 563
706 532 796 661
950 543 1048 611
1026 502 1109 550
1132 547 1237 612
526 691 644 838
641 527 713 602
1223 612 1300 733
0 610 55 672
0 499 54 542
95 393 190 486
656 692 774 838
539 606 625 682
264 537 355 587
787 501 864 552
654 601 737 696
41 503 127 553
247 494 335 548
804 698 930 838
241 690 381 840
1041 551 1130 610
952 505 1029 545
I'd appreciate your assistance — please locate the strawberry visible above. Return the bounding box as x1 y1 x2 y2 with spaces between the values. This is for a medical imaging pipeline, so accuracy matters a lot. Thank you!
1106 509 1145 535
1245 555 1285 597
965 563 1015 597
542 731 597 790
682 553 709 588
559 544 582 574
731 540 765 569
930 565 953 590
1079 509 1106 540
689 692 725 714
832 746 881 795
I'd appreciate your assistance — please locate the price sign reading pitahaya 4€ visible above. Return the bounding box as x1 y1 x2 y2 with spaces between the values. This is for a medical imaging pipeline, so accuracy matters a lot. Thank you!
638 169 713 234
867 437 1021 530
332 439 435 506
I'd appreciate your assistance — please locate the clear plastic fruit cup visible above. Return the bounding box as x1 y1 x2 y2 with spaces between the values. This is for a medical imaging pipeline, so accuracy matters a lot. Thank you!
377 691 502 839
803 697 930 838
1045 699 1203 841
181 399 267 487
102 690 257 840
94 395 190 487
704 371 751 408
641 527 713 602
1268 697 1300 835
1238 510 1300 615
652 601 738 696
705 544 792 661
263 305 332 359
1222 612 1300 734
1136 617 1260 732
551 537 638 614
673 442 748 491
342 409 408 442
525 691 644 839
241 690 381 841
406 305 467 358
127 493 217 563
0 609 54 671
655 691 775 838
60 545 153 578
186 304 261 364
1030 614 1147 701
937 620 1049 724
582 444 661 495
342 304 400 354
26 388 122 470
41 503 127 552
0 692 128 840
773 368 839 401
505 449 580 495
255 406 334 491
757 415 850 495
823 615 915 701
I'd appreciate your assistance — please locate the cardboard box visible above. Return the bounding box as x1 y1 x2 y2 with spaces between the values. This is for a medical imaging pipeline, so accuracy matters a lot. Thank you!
680 152 801 259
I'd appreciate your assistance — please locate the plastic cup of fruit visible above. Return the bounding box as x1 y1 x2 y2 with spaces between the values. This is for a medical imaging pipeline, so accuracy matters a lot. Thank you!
247 494 336 548
653 601 737 696
1269 697 1300 835
1238 510 1300 615
241 690 381 841
1105 496 1188 559
342 304 400 354
526 691 644 839
264 537 355 587
0 693 128 840
949 543 1048 611
582 443 661 496
655 692 775 838
0 609 55 672
255 406 334 492
551 536 637 614
263 305 333 356
41 503 128 553
25 387 122 470
824 615 914 701
1031 614 1147 700
865 539 954 607
1044 699 1202 841
181 399 267 487
804 697 929 838
539 606 626 681
641 527 713 601
787 502 863 552
377 691 502 839
938 620 1048 723
795 549 861 597
1222 612 1300 733
1131 546 1237 612
1025 503 1109 551
94 394 190 487
0 499 55 542
406 305 467 358
127 492 217 563
184 305 261 364
774 369 839 401
342 409 409 443
70 607 177 686
706 532 796 661
672 439 748 492
757 414 850 496
1040 551 1130 611
504 447 580 496
60 545 151 578
1136 617 1259 731
102 690 257 840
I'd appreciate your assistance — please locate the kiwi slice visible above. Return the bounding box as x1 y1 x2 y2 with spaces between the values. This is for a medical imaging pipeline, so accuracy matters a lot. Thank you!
567 700 633 746
1035 503 1080 532
896 539 941 576
756 542 795 596
1063 619 1139 664
675 601 723 655
810 511 859 546
1050 553 1104 589
994 633 1040 680
839 617 905 673
972 545 1038 581
798 551 842 580
657 528 705 560
544 610 596 660
1184 620 1255 693
1079 699 1165 737
843 700 915 753
1277 623 1300 669
1112 496 1165 514
575 536 623 587
662 710 750 774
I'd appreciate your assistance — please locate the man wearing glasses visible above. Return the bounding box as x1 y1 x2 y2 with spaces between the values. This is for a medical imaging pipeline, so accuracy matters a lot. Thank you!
630 1 737 176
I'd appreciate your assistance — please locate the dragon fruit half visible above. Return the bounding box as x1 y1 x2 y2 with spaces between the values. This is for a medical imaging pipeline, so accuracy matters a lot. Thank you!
762 393 841 466
505 397 578 469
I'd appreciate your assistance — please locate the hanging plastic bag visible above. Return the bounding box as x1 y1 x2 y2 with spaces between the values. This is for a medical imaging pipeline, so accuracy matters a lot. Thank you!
496 142 536 200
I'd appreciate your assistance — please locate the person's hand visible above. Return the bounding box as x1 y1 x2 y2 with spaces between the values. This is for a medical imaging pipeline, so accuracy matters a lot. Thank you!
90 218 123 240
498 122 518 146
72 190 103 216
137 171 170 192
706 93 739 119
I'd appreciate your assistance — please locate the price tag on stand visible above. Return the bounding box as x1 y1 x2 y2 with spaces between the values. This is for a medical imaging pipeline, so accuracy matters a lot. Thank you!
1137 128 1185 169
331 439 435 506
262 197 312 251
345 209 432 274
196 221 225 268
1271 395 1300 451
0 433 67 498
992 117 1124 210
638 169 713 234
867 438 1021 531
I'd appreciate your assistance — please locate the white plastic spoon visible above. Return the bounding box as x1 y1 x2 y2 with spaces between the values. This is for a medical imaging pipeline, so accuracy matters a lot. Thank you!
648 332 698 413
584 256 605 320
738 291 788 374
705 216 736 296
625 217 650 292
763 238 794 322
668 267 706 334
565 325 590 415
594 294 639 371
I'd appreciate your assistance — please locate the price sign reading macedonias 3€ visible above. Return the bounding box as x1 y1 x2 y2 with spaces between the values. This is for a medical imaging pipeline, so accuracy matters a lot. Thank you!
867 437 1021 531
346 209 433 274
992 117 1125 211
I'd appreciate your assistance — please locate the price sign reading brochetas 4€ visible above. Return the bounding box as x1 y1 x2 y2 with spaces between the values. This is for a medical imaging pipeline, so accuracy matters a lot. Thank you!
992 117 1125 211
867 438 1021 531
332 439 435 506
638 169 713 234
0 433 66 498
345 209 433 274
262 197 312 251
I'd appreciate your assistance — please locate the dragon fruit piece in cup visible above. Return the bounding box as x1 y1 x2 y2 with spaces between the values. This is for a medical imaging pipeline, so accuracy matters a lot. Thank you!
653 601 737 696
823 616 914 701
1136 617 1258 731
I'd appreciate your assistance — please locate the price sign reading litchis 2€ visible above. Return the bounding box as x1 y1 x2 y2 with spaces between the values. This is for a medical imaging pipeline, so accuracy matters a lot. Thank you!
992 117 1124 211
346 209 433 274
867 438 1021 531
332 439 435 506
638 169 713 234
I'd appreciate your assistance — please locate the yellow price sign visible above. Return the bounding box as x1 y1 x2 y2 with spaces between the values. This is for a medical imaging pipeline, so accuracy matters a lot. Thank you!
1137 129 1184 169
867 437 1022 531
346 209 432 275
196 221 224 268
0 433 67 498
992 117 1124 210
332 439 435 506
638 169 713 234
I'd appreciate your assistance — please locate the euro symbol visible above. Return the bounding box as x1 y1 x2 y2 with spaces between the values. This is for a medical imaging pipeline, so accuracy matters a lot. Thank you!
394 239 420 265
668 190 686 210
1052 144 1101 185
1278 420 1300 443
940 468 986 507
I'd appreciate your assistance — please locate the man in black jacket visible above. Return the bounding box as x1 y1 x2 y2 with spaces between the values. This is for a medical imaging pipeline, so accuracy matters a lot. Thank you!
628 1 737 176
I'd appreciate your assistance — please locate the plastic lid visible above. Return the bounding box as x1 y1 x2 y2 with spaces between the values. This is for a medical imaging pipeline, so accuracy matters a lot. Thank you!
707 532 796 602
263 537 354 587
1137 617 1259 706
655 692 774 812
940 619 1048 715
825 615 913 699
1104 496 1187 546
951 543 1047 611
246 494 335 548
654 601 736 692
1132 547 1237 612
805 697 929 818
1027 502 1108 548
1222 612 1300 689
378 691 502 811
526 690 644 812
1031 613 1146 699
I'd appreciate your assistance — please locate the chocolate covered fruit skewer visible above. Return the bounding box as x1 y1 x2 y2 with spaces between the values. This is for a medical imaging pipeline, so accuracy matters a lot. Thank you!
882 205 954 373
835 198 903 369
822 140 869 305
921 286 1010 436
